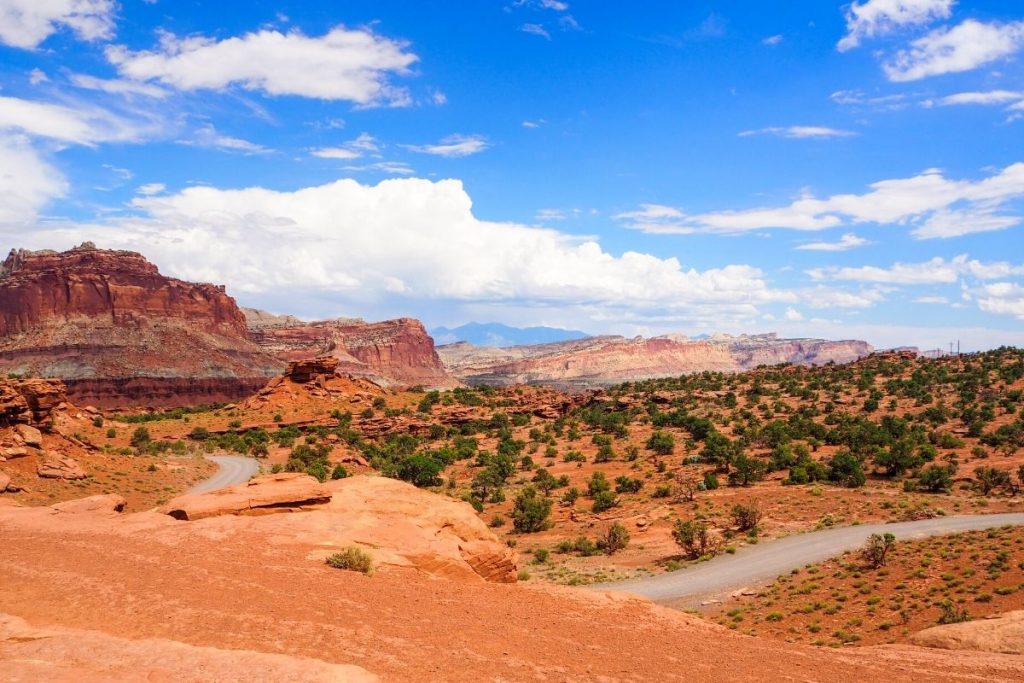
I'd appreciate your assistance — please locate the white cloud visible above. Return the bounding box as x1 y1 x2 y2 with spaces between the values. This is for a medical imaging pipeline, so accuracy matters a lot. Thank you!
0 95 155 145
802 285 887 309
913 295 949 304
0 0 115 49
540 0 568 9
937 90 1024 106
311 147 361 160
519 24 550 39
796 233 870 251
181 124 268 154
535 208 565 221
404 134 489 157
522 120 543 128
0 134 67 224
28 68 48 85
783 307 803 321
738 126 856 139
616 163 1024 238
975 282 1024 320
808 254 1024 285
10 177 789 325
340 161 414 175
830 89 908 110
136 182 165 196
69 73 169 98
762 34 783 46
310 133 380 160
837 0 953 52
106 27 418 105
884 19 1024 81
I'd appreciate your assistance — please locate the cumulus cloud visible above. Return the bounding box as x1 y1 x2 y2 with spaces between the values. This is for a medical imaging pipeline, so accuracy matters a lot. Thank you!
884 19 1024 81
975 282 1024 320
616 164 1024 239
738 126 856 139
837 0 953 52
0 0 115 49
0 135 67 224
796 233 870 251
106 27 418 104
403 134 489 157
8 177 790 325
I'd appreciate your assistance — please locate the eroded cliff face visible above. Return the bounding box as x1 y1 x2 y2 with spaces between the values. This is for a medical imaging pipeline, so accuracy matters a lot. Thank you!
0 244 282 407
439 333 873 387
245 309 457 388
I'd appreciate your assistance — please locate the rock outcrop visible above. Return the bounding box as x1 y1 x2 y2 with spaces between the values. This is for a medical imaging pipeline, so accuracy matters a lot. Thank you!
0 378 66 427
247 310 457 388
159 473 332 521
156 474 517 582
910 611 1024 655
0 244 283 408
439 333 873 388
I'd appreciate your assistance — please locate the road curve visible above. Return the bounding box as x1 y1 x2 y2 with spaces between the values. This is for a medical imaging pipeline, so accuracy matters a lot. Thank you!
598 513 1024 608
186 455 260 495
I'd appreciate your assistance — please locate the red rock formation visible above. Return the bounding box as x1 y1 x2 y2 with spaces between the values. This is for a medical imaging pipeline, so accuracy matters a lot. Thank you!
439 333 873 387
247 309 456 388
0 244 282 407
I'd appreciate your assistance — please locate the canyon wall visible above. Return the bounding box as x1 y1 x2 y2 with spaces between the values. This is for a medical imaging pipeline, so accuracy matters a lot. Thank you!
438 333 873 388
0 244 282 408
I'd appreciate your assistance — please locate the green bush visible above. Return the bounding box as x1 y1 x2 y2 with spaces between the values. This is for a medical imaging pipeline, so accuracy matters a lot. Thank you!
325 546 374 574
512 486 552 533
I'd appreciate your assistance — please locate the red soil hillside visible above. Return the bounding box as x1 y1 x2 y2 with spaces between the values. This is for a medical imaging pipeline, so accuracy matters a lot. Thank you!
0 243 282 408
245 308 457 388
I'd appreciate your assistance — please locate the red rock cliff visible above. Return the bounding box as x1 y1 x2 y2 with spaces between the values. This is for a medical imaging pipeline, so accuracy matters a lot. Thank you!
246 309 456 388
0 244 282 407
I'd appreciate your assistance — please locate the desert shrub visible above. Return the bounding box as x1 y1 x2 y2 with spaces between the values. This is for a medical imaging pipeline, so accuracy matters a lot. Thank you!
646 431 675 455
130 426 151 448
730 503 762 532
587 471 611 497
326 546 374 575
331 464 349 480
937 599 971 625
828 451 866 488
614 475 644 494
512 486 552 533
597 522 631 555
672 519 718 559
591 490 618 512
728 452 767 486
702 471 720 490
974 466 1011 495
861 532 896 568
916 464 954 493
91 415 104 428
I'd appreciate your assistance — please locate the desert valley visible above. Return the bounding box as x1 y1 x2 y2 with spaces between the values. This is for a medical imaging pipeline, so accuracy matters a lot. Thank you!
3 244 1024 681
3 0 1024 680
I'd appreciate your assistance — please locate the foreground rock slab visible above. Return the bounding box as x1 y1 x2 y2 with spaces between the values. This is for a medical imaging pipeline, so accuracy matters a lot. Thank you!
159 472 331 520
910 611 1024 655
0 613 377 683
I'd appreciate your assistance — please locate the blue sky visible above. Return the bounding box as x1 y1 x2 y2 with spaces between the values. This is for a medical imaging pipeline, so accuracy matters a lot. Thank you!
1 0 1023 351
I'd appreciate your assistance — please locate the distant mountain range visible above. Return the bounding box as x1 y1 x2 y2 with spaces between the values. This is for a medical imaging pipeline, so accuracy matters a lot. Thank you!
431 322 590 347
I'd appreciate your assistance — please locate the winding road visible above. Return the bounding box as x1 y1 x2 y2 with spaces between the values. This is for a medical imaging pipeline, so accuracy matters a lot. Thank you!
186 455 260 494
599 513 1024 608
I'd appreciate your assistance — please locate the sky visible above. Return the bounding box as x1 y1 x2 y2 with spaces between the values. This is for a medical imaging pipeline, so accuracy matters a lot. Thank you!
1 0 1023 351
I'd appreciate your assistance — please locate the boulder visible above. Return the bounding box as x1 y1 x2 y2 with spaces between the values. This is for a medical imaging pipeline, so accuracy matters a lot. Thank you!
37 456 87 480
52 494 126 514
0 382 30 424
323 476 518 583
285 356 340 384
909 610 1024 654
13 378 67 423
159 472 331 521
0 447 28 460
0 471 9 493
14 424 43 447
